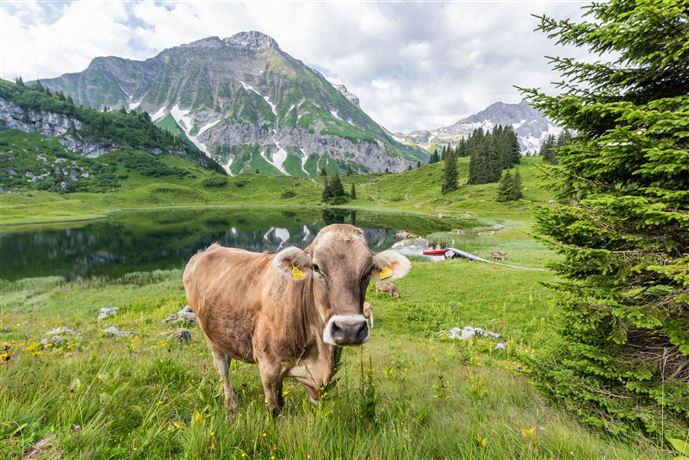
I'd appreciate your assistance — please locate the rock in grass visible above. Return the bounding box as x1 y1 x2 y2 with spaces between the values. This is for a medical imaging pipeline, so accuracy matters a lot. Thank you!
495 342 506 350
103 326 134 337
23 433 58 459
175 329 192 343
447 326 501 340
41 336 64 346
177 305 197 323
161 305 197 325
45 327 79 336
97 307 118 320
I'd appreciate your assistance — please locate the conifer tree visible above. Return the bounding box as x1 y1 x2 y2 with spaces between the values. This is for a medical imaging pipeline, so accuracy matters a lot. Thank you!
441 144 458 194
331 174 345 197
457 138 468 157
468 133 501 184
522 0 689 435
506 127 521 165
540 134 557 163
322 176 332 202
496 170 514 201
350 183 356 199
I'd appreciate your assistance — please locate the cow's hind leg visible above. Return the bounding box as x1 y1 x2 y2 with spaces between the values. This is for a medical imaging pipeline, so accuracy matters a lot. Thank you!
211 349 237 411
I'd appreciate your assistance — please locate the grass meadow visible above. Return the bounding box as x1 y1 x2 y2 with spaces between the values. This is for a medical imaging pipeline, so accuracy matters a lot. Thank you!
0 158 675 458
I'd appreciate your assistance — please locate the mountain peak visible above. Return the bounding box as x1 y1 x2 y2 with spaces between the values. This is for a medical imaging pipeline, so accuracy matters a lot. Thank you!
223 31 280 50
397 100 559 154
182 36 225 48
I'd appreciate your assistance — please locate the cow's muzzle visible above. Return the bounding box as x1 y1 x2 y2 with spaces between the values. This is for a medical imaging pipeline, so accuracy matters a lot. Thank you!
323 314 370 346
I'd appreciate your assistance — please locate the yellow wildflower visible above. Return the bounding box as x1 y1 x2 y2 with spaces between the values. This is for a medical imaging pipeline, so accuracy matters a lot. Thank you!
520 426 537 437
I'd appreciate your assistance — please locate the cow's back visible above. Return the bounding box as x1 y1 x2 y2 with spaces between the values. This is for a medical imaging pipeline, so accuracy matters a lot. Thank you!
183 244 273 363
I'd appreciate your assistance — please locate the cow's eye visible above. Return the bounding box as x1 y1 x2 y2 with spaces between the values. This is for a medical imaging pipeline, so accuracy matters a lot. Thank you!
312 264 320 274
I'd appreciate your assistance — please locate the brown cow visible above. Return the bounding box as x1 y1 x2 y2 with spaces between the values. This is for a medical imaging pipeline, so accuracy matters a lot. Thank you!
183 224 410 415
490 250 507 261
375 281 400 298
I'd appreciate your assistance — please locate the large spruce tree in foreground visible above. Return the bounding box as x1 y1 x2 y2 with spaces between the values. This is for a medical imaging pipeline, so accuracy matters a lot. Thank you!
522 0 689 438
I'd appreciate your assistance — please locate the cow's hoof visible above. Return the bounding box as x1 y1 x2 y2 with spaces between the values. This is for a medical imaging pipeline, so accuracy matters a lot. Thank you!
225 399 238 412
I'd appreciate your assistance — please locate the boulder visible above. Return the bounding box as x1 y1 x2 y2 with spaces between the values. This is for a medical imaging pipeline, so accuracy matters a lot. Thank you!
103 326 134 337
447 326 501 340
162 305 197 325
97 307 118 320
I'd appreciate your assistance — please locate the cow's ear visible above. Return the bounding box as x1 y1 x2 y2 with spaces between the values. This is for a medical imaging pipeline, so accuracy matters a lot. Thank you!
372 250 410 282
273 247 312 279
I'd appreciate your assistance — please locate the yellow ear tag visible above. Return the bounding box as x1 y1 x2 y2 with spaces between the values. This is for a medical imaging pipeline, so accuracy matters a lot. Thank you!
291 265 305 281
379 266 393 280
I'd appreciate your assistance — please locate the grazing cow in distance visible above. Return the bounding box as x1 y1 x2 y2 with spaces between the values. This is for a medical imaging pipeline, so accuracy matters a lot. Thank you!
363 301 373 328
490 250 507 261
183 224 410 415
375 281 400 299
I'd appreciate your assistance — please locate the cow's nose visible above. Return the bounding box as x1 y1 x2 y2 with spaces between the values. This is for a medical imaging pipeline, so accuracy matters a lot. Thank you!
354 321 368 341
326 316 370 346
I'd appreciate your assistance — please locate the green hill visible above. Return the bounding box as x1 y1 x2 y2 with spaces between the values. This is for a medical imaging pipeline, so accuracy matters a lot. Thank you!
0 79 224 179
0 155 551 225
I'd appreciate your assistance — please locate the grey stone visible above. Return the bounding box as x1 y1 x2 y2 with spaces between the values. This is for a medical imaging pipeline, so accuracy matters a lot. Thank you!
103 326 134 337
175 329 192 343
46 327 79 336
97 307 118 320
447 326 501 340
162 305 198 325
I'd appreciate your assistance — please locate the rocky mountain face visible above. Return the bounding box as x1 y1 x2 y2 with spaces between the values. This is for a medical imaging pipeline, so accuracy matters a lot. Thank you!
396 100 560 154
1 96 111 157
40 31 426 176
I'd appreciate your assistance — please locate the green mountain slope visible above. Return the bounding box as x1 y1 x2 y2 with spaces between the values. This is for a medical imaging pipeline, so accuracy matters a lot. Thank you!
38 31 427 176
0 79 223 174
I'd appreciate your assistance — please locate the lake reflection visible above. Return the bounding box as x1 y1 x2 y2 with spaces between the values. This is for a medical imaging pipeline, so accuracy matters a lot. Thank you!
0 208 454 280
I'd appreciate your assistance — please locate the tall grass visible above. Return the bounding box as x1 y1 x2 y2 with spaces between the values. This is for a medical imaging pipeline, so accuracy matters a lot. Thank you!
1 260 668 458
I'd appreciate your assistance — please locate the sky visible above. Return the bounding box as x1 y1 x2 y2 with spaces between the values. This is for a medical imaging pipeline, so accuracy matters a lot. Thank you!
0 1 590 132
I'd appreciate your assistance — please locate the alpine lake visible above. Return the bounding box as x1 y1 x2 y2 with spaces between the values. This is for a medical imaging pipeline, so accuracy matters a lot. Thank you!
0 207 468 281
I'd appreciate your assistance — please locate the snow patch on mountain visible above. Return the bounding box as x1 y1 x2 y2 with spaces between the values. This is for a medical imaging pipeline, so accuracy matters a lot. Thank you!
171 105 210 155
299 148 309 176
151 106 167 121
224 157 234 176
270 135 288 175
240 80 277 118
198 119 221 136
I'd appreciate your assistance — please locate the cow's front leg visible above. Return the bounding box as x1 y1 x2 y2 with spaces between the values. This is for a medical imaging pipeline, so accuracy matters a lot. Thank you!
258 360 284 416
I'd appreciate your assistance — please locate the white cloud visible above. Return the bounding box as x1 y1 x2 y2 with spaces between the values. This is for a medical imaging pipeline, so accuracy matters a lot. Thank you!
0 0 590 132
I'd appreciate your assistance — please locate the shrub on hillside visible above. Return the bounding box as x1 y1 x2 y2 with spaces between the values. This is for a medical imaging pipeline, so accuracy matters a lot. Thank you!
201 176 228 188
281 189 296 198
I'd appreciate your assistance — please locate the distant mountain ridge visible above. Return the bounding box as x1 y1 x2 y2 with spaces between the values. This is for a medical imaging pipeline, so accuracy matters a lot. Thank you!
396 100 560 154
38 31 426 177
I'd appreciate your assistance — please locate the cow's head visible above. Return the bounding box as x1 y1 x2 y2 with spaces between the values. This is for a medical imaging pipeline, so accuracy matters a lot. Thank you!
273 224 410 346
